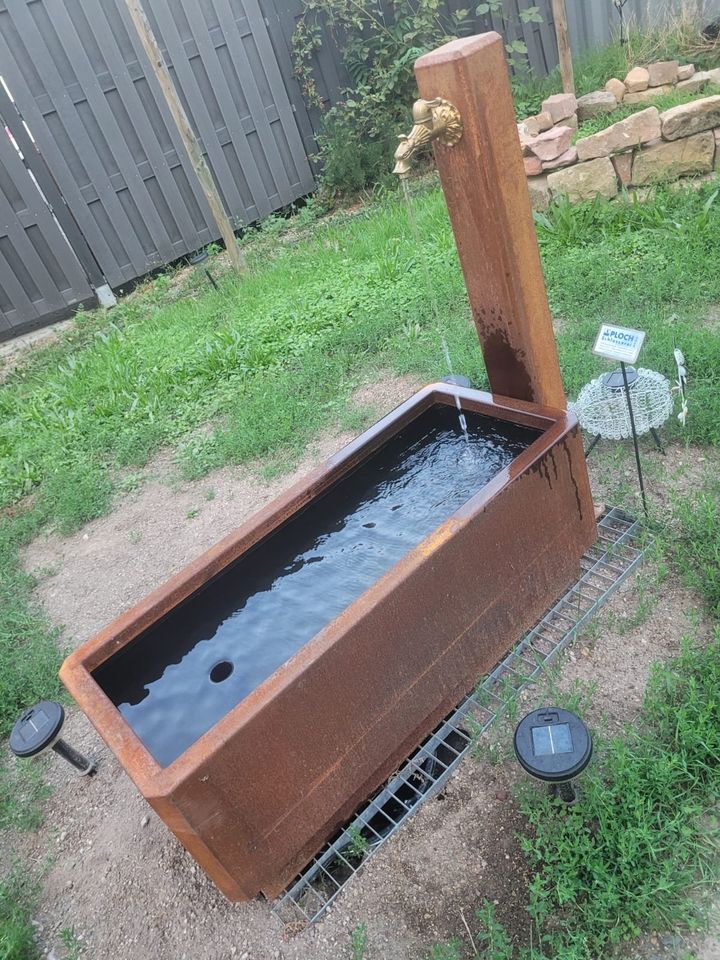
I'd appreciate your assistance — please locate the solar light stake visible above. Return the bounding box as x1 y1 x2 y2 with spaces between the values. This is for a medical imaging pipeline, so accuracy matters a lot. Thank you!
188 250 219 290
51 738 96 775
514 707 592 805
10 701 96 776
620 361 648 517
553 780 577 804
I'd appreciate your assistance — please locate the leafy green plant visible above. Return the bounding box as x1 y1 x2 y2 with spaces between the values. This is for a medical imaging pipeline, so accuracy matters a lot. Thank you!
474 902 514 960
58 928 83 960
347 824 370 861
293 0 540 193
350 923 369 959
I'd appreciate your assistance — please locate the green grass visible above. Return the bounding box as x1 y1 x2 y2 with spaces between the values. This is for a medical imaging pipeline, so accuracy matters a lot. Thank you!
0 867 40 960
574 83 720 141
429 636 720 959
668 483 720 617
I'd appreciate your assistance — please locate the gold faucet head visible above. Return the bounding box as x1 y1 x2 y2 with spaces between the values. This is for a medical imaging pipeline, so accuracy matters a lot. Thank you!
393 98 464 180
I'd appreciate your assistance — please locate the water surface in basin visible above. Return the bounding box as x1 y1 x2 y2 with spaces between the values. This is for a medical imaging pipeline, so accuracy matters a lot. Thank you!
94 404 539 765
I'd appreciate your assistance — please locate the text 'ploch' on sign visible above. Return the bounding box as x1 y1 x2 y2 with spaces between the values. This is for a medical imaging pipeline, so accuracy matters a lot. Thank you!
592 324 646 364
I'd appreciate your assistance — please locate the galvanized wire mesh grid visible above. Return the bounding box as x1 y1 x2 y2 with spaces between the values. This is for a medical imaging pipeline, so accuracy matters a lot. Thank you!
272 508 646 926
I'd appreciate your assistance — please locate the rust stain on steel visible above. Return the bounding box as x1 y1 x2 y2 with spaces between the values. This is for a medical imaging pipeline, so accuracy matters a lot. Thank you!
61 384 596 902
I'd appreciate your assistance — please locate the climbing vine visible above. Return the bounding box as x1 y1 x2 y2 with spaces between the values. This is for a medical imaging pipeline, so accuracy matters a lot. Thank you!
292 0 543 193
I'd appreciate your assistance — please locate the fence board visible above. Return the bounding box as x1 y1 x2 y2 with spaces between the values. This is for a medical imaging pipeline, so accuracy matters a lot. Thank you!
0 105 93 335
78 2 201 253
0 0 315 310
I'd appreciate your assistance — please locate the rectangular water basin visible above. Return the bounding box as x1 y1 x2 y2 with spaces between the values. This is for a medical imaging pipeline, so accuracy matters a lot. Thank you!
60 384 596 900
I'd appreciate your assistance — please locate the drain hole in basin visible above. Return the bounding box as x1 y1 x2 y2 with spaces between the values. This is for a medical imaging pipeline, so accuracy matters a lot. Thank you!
209 660 234 683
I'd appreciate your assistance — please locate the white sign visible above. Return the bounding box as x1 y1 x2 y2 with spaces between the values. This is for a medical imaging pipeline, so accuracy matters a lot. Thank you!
593 324 646 364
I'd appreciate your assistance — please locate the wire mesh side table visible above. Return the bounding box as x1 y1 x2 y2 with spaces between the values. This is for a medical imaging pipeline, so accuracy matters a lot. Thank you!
570 367 673 457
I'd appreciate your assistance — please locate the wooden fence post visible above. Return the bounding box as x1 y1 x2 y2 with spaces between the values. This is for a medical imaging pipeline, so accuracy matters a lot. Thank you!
123 0 247 273
551 0 575 95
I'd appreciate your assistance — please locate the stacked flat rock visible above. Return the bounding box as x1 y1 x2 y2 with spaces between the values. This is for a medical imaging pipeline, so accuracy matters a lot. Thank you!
541 92 577 123
647 60 679 86
605 78 627 102
519 58 720 207
661 96 720 139
577 90 617 122
575 107 661 161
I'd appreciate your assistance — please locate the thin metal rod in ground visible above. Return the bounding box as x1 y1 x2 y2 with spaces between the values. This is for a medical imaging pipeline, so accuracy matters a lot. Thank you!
650 427 666 455
272 508 646 926
621 361 648 515
584 433 601 458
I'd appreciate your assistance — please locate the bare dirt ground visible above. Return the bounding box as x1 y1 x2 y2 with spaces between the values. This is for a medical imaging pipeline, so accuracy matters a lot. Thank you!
5 374 719 960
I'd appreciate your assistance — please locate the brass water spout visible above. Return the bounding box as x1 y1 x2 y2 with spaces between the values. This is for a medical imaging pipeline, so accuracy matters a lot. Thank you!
393 98 463 179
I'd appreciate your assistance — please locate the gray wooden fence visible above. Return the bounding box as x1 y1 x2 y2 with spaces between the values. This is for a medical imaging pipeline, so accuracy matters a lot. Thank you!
1 0 719 338
0 0 316 338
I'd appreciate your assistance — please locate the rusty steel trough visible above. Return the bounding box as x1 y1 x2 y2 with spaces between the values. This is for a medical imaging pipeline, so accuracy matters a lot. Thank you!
60 383 596 901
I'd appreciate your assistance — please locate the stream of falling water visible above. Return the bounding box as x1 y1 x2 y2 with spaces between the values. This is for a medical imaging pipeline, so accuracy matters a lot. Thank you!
401 179 469 443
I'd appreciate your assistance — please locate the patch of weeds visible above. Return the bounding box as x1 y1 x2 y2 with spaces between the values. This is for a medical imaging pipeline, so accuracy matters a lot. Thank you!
58 927 83 960
474 901 514 960
0 511 64 738
128 530 142 545
427 942 462 960
0 866 40 960
520 638 720 955
203 488 216 502
186 508 199 520
0 759 51 832
350 923 368 960
40 461 113 536
667 485 720 616
347 825 370 861
116 472 144 496
338 403 378 434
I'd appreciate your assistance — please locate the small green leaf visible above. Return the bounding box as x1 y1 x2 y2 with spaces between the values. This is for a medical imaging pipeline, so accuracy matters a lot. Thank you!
520 5 543 22
475 3 491 14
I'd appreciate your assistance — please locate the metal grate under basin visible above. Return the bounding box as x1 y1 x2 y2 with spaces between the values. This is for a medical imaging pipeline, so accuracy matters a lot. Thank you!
272 508 647 926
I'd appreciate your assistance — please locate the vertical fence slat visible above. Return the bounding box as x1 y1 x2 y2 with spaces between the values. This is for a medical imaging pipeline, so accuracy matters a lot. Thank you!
0 134 84 310
50 1 178 266
242 0 316 195
81 2 202 253
175 0 277 217
4 0 149 278
145 0 249 221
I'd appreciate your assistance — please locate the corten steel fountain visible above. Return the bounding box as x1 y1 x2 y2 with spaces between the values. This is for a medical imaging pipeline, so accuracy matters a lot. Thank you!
60 33 596 902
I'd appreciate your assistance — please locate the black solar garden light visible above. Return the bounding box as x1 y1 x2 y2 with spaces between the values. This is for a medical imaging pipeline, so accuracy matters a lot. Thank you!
514 706 592 804
10 701 96 776
188 249 219 290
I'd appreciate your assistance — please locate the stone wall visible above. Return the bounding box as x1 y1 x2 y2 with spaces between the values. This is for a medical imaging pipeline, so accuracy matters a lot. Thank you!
519 61 720 208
